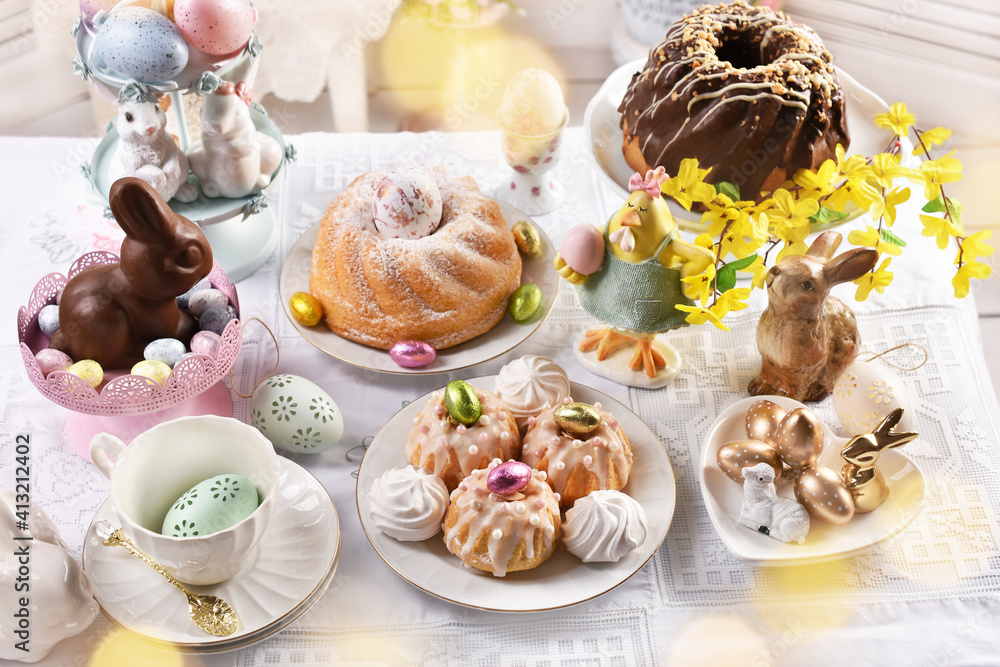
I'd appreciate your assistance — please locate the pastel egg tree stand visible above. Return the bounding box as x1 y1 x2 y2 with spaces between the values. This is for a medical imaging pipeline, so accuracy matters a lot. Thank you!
72 13 293 282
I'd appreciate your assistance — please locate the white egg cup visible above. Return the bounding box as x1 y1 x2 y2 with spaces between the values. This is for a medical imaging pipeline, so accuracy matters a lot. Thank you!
496 108 568 216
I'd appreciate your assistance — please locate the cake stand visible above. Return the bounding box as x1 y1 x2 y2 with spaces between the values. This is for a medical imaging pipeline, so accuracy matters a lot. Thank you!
18 252 242 461
72 11 293 282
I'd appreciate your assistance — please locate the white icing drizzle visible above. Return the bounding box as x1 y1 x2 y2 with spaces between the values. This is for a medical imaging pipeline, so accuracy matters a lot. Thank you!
563 490 649 563
368 465 450 542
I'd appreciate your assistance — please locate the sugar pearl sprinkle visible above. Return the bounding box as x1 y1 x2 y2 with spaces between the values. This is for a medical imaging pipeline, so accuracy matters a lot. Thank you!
469 445 479 455
456 424 467 434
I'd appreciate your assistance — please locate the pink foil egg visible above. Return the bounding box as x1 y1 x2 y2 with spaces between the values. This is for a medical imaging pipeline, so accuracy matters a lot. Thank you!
559 224 605 276
390 340 436 368
35 349 74 377
487 461 532 496
190 330 222 357
173 0 256 56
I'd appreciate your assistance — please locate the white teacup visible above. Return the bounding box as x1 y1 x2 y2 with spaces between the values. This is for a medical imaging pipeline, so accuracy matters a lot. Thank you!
90 415 280 585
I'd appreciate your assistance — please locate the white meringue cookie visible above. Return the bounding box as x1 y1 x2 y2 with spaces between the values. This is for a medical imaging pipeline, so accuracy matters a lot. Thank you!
368 465 449 541
496 355 570 430
562 490 648 563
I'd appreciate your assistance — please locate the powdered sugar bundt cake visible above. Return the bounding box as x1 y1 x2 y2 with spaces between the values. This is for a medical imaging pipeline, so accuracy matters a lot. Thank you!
309 165 522 350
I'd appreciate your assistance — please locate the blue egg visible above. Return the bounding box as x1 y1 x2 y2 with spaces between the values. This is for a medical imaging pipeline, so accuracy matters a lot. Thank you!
144 338 187 367
38 304 60 337
199 305 238 335
95 7 189 83
188 289 229 317
177 277 212 309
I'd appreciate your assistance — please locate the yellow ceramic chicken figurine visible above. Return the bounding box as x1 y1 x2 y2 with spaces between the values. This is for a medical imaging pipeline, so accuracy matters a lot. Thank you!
554 168 713 380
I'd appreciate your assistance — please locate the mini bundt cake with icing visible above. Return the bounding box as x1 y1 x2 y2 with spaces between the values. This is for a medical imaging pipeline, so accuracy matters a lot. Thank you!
443 460 561 577
521 401 632 508
310 165 522 350
407 386 521 492
618 0 849 200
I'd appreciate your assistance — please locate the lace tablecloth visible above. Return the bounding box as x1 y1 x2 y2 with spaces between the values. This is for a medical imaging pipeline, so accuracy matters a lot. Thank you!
1 130 999 666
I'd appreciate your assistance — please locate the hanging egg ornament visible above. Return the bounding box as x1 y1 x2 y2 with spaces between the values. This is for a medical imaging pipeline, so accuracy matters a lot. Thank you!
173 0 257 56
794 465 855 524
487 460 533 496
833 359 913 436
444 380 481 426
250 374 344 454
508 284 542 322
390 340 436 368
288 292 323 327
94 6 189 83
512 220 542 258
554 402 602 438
774 408 824 469
745 399 785 444
717 440 782 484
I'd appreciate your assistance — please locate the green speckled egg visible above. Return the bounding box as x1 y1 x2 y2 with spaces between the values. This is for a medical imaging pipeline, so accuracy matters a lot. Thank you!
445 379 481 426
250 374 344 454
554 402 602 437
161 474 258 537
508 283 542 322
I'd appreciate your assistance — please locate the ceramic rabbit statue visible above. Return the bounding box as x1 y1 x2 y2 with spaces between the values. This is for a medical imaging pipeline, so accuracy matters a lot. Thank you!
49 177 214 369
111 99 198 203
749 232 878 401
841 407 918 512
188 82 282 199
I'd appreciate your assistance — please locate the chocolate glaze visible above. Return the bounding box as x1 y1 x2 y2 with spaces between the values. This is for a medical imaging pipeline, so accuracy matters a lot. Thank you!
49 177 214 369
618 1 849 201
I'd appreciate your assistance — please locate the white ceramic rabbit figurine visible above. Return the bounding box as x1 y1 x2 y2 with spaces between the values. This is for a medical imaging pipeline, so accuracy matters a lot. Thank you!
111 99 198 203
188 82 282 199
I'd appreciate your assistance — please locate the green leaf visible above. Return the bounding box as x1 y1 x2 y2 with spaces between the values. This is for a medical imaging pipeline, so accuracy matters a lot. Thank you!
922 194 946 213
725 254 758 271
809 206 850 226
713 255 759 294
715 181 741 201
944 197 964 228
879 228 907 248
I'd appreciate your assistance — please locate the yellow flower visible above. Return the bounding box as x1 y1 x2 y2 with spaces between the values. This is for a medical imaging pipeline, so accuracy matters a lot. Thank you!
869 153 907 189
960 230 994 262
694 232 716 253
952 260 991 298
920 214 963 249
738 255 769 289
847 178 881 212
836 144 870 182
676 304 729 330
914 152 963 200
874 102 916 137
701 194 744 237
776 239 810 262
793 159 839 200
715 287 752 316
913 126 952 156
661 159 716 210
854 257 893 300
681 264 716 303
869 186 910 226
848 226 902 256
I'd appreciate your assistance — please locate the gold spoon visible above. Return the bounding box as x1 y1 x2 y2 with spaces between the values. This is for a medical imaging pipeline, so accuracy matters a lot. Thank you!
100 525 239 637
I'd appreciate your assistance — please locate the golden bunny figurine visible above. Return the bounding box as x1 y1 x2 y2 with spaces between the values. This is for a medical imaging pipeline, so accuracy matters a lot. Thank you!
840 408 918 513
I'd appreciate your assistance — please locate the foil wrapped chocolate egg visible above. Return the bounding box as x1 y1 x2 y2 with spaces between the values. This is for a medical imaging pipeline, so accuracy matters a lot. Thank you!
745 399 785 444
717 439 782 484
289 291 323 327
487 460 532 496
794 465 854 524
508 284 542 322
512 220 542 258
444 380 481 426
554 402 601 438
390 340 436 368
774 408 824 469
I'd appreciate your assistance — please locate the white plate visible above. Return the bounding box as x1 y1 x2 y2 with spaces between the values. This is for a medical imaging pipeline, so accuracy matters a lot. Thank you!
700 396 926 565
584 60 903 231
82 459 341 652
279 201 560 375
356 377 676 612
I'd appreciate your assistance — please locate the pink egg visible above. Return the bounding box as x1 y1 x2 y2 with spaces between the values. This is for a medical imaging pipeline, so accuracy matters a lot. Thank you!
35 348 74 377
79 0 119 22
487 461 532 496
189 330 221 357
390 340 436 368
559 224 605 276
173 0 256 56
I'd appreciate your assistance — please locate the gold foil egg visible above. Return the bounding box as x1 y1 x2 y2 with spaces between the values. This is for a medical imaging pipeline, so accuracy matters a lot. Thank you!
794 465 855 524
512 220 542 258
774 407 824 469
131 359 171 385
553 402 602 438
745 400 785 444
508 284 542 322
289 291 323 327
68 359 103 387
444 380 481 426
717 439 782 484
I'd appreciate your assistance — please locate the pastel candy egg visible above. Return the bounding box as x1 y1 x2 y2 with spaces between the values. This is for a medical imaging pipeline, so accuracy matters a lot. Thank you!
390 340 436 368
189 330 221 357
188 289 229 317
512 220 542 258
774 408 824 469
508 283 542 322
372 166 443 240
177 276 212 308
68 359 103 387
38 304 60 337
35 348 74 376
559 224 605 276
794 465 854 524
833 360 913 436
487 461 532 496
250 374 344 454
144 338 186 367
161 473 259 537
95 7 189 83
131 359 172 385
173 0 256 56
717 439 782 484
745 399 785 444
289 292 323 327
444 380 481 426
198 305 237 335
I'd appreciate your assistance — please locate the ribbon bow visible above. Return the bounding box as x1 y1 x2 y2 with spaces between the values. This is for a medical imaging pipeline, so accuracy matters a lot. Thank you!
628 167 667 198
216 81 253 106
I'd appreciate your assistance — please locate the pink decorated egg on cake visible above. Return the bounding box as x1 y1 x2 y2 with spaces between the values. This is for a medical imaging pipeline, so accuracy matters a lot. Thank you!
372 166 443 240
173 0 256 56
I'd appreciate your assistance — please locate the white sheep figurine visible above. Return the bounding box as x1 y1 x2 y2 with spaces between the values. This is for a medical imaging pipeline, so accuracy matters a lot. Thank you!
740 463 810 545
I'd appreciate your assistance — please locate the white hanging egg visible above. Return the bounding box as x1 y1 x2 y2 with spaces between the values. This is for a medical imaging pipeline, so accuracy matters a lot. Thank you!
833 359 912 436
250 374 344 454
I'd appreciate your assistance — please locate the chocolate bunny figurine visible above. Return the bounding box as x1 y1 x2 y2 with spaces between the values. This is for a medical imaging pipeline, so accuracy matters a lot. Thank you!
749 231 877 401
841 407 918 513
49 177 214 368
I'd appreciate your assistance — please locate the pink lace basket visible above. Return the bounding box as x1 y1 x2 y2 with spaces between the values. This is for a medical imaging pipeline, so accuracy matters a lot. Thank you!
18 252 242 417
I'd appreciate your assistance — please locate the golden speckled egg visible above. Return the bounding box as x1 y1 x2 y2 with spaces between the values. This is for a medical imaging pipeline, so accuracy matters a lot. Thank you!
512 220 542 258
745 399 785 444
508 284 542 322
131 359 171 385
774 408 824 469
554 402 602 438
68 359 103 387
794 465 854 524
289 291 324 327
717 439 782 484
445 380 481 426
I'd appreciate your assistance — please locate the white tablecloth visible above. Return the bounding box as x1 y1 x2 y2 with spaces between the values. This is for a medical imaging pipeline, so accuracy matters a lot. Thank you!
1 130 999 666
